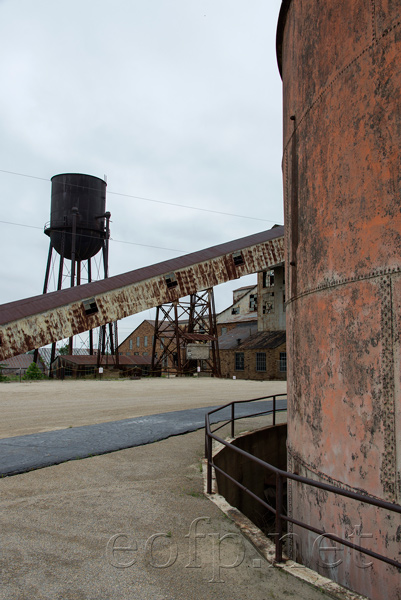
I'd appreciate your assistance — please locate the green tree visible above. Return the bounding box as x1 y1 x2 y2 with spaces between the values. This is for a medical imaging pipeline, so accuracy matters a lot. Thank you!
23 362 44 380
58 343 70 356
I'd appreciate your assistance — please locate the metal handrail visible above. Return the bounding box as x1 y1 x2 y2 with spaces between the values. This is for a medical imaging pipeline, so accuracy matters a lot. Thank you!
205 395 401 568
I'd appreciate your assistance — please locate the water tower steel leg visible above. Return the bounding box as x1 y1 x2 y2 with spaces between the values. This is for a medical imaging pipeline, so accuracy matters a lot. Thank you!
43 245 53 294
174 303 182 375
151 306 160 375
34 244 54 365
88 258 94 355
69 210 78 355
50 250 65 377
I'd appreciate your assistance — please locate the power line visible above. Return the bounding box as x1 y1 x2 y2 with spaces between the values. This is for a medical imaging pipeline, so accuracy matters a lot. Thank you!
0 168 283 224
0 220 42 230
0 219 186 253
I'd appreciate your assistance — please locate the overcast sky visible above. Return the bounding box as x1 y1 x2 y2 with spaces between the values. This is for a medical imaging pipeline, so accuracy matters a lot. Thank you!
0 0 283 345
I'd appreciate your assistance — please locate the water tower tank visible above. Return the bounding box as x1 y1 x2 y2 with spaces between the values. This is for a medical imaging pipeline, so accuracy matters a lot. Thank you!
45 173 107 261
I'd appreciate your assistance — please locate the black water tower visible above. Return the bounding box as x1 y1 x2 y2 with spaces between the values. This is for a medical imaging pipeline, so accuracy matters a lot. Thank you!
39 172 117 371
45 173 107 261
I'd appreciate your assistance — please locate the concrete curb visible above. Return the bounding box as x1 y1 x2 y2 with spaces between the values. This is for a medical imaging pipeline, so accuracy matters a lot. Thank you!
202 457 369 600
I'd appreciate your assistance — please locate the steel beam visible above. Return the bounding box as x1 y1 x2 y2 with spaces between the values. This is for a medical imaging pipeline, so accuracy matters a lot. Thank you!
0 227 284 360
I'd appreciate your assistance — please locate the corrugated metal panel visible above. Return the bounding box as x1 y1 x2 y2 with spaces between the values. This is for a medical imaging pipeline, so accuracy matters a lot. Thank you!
1 354 34 369
0 226 284 360
218 323 259 349
238 330 286 350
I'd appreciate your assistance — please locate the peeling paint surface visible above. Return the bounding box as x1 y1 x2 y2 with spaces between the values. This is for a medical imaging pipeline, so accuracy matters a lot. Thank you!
281 2 401 599
0 228 284 360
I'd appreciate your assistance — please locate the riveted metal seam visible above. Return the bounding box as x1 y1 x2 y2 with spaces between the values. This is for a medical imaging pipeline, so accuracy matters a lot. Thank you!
286 267 401 307
379 276 396 501
371 0 377 42
283 19 401 153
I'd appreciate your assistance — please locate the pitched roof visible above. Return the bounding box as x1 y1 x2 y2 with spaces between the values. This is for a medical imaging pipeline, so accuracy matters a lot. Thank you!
1 354 35 369
54 355 152 366
218 326 285 351
218 322 258 349
238 330 286 350
217 313 258 325
38 347 97 368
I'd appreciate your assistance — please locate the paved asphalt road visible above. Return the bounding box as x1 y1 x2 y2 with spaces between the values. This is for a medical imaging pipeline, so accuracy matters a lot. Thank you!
0 398 286 476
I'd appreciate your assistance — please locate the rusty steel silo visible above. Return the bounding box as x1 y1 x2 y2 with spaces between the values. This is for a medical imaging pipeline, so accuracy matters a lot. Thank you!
277 1 401 599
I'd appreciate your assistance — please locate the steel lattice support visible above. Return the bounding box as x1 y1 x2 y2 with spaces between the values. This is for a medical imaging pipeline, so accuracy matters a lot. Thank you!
151 288 220 377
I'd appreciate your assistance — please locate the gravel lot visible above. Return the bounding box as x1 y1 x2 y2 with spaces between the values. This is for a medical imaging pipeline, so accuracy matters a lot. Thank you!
0 378 287 438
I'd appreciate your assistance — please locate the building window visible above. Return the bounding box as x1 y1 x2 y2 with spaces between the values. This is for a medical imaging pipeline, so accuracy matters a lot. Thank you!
136 336 140 347
144 336 148 347
165 272 178 288
231 306 240 315
279 352 287 372
221 327 227 335
249 294 257 311
256 352 266 372
263 292 275 314
263 270 275 288
143 352 148 356
232 251 244 266
129 339 133 350
235 352 244 371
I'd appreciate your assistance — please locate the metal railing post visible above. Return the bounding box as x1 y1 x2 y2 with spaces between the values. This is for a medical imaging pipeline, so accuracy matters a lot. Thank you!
204 394 401 571
205 415 213 494
231 403 235 438
207 436 212 494
275 473 283 563
273 395 276 426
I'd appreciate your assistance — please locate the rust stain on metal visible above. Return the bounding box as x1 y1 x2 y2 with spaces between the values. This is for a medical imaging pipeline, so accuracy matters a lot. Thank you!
0 228 284 360
281 2 401 599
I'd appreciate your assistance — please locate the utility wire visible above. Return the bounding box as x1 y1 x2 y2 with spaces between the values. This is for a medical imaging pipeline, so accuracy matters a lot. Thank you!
0 168 283 225
0 219 187 253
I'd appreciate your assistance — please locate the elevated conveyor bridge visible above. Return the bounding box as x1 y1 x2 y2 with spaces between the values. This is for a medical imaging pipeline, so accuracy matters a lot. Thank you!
0 226 284 361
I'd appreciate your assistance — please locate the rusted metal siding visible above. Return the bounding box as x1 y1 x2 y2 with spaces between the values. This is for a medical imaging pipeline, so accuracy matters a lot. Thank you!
280 2 401 599
0 228 284 360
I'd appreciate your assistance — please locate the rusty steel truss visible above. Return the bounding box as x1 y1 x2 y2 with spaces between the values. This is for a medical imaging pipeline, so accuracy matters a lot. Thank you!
151 289 221 377
0 226 284 361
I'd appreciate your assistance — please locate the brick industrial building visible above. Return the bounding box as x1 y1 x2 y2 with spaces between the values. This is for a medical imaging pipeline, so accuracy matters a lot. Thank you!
118 262 286 380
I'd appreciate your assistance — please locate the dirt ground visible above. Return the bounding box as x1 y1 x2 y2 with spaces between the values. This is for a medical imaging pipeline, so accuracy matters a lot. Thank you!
0 378 331 600
0 377 287 438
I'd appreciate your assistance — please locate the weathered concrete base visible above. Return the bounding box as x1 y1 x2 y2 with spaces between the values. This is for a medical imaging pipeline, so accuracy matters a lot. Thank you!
203 453 369 600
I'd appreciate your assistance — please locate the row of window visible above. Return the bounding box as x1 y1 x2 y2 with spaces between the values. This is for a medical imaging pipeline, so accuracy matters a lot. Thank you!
128 336 169 350
129 335 149 350
230 292 286 317
234 352 287 372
